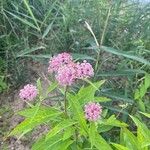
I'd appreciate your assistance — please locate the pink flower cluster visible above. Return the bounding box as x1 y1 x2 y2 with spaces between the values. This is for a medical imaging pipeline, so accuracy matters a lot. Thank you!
84 102 102 121
76 60 94 78
48 52 73 73
48 52 94 86
56 63 77 86
19 84 38 101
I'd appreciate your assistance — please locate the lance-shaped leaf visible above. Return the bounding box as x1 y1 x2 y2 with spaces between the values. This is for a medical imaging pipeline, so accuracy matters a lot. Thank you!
46 119 77 140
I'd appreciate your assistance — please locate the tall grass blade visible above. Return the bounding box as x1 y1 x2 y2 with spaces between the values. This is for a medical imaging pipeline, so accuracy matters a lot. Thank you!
16 46 45 57
101 46 150 65
72 53 96 61
5 10 39 30
17 54 51 59
42 11 59 39
96 69 146 77
23 0 40 31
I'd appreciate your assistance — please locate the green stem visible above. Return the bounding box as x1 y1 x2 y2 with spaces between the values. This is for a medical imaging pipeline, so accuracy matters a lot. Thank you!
95 5 112 72
24 100 34 108
75 129 78 146
64 86 68 117
99 7 111 46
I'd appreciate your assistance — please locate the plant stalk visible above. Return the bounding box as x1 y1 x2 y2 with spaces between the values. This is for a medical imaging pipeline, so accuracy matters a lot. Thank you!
24 100 34 108
64 86 68 117
95 5 112 72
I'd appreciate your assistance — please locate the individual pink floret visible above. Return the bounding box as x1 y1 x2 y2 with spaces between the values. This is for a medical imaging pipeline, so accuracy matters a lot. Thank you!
76 60 94 79
19 84 38 101
55 63 77 86
84 102 102 121
48 52 73 73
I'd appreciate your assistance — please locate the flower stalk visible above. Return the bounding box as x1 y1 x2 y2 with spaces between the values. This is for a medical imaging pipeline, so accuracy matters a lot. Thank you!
64 86 68 117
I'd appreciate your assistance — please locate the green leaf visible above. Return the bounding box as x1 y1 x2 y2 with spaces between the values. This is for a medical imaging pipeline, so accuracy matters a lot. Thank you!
100 92 134 103
9 119 39 136
37 78 42 97
17 54 51 59
111 143 130 150
134 89 140 100
94 133 112 150
120 128 124 145
16 46 45 57
98 125 113 133
5 10 39 30
133 117 150 149
139 112 150 118
145 74 150 89
42 11 58 39
101 46 150 65
96 69 145 77
68 93 88 133
130 116 150 140
40 0 59 26
0 76 7 91
89 122 96 148
122 128 139 150
42 21 53 38
102 109 108 118
49 139 73 150
77 81 105 105
23 0 40 31
99 115 128 128
71 53 96 61
63 127 74 141
83 79 105 91
18 106 60 118
141 141 150 148
46 119 77 140
94 96 111 102
104 106 129 115
46 82 58 96
10 107 61 136
31 103 41 122
32 135 61 150
137 99 145 112
140 84 146 98
137 127 147 150
88 122 113 149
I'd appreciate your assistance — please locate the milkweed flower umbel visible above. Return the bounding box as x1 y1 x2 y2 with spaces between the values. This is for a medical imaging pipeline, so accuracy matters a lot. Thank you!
19 84 38 101
48 53 94 86
48 52 73 73
84 102 102 121
55 63 77 86
76 60 94 79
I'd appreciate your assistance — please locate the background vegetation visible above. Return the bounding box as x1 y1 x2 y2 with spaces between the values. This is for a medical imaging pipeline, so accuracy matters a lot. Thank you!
0 0 149 88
